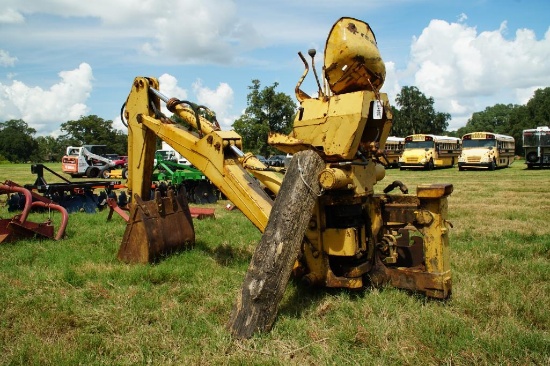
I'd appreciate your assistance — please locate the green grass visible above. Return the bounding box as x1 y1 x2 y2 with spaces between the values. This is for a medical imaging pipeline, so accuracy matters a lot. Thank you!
0 161 549 365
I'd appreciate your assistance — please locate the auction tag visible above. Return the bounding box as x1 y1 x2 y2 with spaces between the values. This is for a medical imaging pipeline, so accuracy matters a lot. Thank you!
373 100 383 119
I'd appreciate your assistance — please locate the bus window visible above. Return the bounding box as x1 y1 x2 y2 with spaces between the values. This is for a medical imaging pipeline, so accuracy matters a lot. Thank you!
404 141 433 149
462 139 496 149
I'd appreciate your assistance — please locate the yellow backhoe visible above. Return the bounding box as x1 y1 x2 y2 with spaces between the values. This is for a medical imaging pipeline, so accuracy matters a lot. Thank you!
117 17 453 337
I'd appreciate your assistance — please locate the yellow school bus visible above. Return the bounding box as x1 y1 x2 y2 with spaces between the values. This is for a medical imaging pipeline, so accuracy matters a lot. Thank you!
382 136 404 168
399 134 461 170
458 132 515 171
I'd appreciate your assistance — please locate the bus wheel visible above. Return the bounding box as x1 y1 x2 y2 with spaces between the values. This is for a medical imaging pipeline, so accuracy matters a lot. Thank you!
459 166 465 171
489 160 496 171
426 159 434 171
526 151 538 163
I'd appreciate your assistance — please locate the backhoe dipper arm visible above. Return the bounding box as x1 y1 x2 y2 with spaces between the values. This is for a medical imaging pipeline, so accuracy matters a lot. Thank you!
125 77 281 232
81 148 116 168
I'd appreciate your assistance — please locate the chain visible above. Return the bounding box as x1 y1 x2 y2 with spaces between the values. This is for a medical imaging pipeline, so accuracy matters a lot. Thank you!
297 157 324 197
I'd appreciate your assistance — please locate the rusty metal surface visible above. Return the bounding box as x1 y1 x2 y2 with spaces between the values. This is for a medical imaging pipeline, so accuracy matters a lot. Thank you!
189 207 215 219
0 184 68 243
117 189 195 263
0 218 13 243
6 220 55 241
368 254 451 299
383 203 418 224
0 183 32 223
107 197 130 222
394 226 424 267
386 266 452 299
325 268 363 289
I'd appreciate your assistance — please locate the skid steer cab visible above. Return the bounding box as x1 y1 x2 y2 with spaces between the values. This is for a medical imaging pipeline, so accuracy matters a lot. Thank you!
117 16 453 337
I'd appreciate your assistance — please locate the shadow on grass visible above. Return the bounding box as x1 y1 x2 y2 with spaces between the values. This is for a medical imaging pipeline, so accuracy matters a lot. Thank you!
278 278 451 320
193 240 253 267
192 240 446 322
277 281 365 318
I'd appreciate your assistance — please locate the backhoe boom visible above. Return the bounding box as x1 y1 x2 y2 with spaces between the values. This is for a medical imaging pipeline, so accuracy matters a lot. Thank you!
125 77 282 234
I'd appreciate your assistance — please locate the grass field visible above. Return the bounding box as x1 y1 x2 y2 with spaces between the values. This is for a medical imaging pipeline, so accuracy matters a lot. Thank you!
0 161 549 365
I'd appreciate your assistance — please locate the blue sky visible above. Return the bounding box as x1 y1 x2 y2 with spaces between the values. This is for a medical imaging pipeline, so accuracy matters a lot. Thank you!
0 0 549 136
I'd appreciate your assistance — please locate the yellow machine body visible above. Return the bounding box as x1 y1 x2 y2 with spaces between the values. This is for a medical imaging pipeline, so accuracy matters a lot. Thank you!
119 17 452 298
324 17 386 94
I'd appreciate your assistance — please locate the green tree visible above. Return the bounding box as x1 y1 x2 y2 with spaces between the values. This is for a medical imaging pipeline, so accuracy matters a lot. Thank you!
507 105 531 154
110 130 129 156
456 104 518 136
433 111 451 135
507 87 550 154
525 87 550 126
59 115 127 155
232 80 296 157
392 86 449 136
0 119 38 163
33 136 64 162
455 87 550 154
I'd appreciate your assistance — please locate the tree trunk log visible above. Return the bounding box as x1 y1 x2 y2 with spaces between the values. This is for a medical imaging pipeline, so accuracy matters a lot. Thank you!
227 149 325 339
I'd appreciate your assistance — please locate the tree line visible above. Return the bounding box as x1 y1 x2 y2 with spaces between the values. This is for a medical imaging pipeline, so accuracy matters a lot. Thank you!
448 87 550 153
392 86 550 154
1 83 548 163
0 115 128 163
233 82 550 157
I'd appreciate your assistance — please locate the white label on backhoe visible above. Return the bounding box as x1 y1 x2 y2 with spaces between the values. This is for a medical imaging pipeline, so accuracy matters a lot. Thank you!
373 100 383 120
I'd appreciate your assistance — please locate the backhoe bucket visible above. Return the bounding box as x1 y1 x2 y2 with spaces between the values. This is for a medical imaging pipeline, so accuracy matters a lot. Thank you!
117 189 195 263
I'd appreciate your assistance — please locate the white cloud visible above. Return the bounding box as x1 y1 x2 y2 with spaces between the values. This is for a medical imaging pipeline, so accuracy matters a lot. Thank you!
192 79 236 129
382 61 401 103
158 73 188 101
143 0 261 64
406 19 550 130
111 115 126 132
0 7 24 24
515 87 541 105
0 1 154 23
2 0 261 65
0 63 93 135
112 74 237 132
157 73 188 117
0 50 17 66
